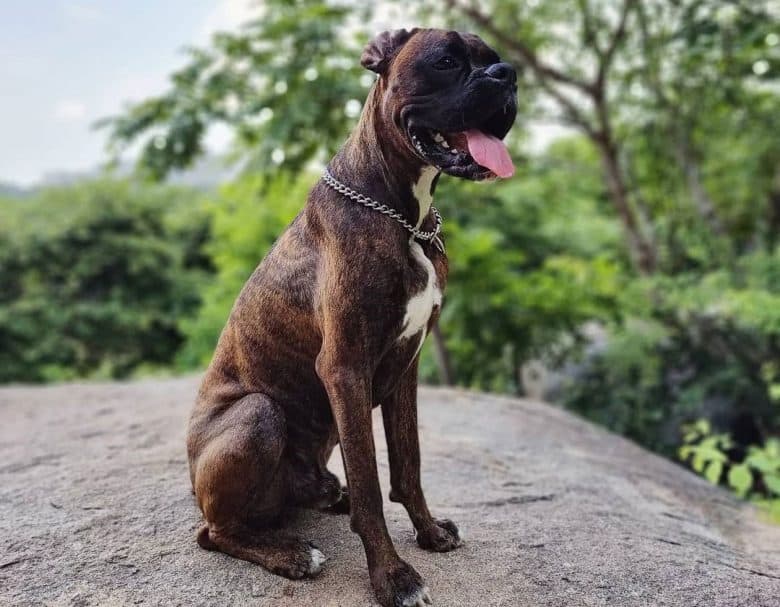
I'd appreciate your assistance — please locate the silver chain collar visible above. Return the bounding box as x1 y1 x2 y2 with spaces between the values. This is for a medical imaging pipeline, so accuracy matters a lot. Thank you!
322 168 444 251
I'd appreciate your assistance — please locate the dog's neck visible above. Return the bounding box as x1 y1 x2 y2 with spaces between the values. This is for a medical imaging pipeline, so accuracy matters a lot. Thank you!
328 84 440 229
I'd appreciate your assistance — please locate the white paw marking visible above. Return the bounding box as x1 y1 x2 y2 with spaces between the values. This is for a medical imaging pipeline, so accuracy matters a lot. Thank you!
402 586 432 606
456 527 465 545
308 548 327 575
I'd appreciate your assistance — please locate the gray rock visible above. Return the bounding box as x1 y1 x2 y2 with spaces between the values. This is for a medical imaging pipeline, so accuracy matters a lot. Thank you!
1 376 778 606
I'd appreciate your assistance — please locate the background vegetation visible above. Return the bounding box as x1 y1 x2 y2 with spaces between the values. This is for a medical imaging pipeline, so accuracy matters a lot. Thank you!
1 0 778 517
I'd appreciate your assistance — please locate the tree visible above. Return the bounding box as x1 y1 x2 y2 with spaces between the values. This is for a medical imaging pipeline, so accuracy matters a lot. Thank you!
625 1 780 260
441 0 779 274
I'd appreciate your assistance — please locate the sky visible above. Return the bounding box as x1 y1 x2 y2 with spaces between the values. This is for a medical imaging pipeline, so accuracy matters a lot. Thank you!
0 0 258 186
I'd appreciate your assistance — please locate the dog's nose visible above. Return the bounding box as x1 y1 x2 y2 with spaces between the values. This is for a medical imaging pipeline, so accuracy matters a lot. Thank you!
486 62 516 85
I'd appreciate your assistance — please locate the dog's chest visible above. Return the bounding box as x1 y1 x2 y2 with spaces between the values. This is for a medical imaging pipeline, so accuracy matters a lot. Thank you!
397 240 442 345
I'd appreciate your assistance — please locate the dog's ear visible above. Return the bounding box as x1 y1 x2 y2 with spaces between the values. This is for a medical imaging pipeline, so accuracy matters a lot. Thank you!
361 29 417 74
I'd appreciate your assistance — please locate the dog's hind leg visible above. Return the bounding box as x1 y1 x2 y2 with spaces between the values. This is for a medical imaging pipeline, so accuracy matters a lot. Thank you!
189 393 326 578
322 485 350 514
284 425 349 513
197 525 326 579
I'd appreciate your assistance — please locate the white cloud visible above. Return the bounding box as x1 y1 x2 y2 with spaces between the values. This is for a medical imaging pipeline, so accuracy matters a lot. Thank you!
60 1 104 23
198 0 264 41
54 100 87 121
107 72 169 107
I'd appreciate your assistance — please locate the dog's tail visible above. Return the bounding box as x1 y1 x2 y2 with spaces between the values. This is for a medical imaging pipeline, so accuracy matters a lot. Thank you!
196 524 218 551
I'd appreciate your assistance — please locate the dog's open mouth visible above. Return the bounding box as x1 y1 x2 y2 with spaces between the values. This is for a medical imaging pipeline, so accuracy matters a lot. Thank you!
409 127 515 180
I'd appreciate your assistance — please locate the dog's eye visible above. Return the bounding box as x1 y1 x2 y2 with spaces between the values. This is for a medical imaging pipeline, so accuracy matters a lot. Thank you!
433 56 458 70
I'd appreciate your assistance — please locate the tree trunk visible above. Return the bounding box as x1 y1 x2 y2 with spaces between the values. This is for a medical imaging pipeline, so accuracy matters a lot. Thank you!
598 141 657 275
430 323 455 386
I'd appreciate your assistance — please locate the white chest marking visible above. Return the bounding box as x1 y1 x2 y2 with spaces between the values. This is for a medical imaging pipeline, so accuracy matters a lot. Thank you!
412 166 439 228
399 239 442 349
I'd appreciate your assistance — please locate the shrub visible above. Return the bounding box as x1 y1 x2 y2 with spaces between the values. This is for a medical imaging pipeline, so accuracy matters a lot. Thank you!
561 249 780 457
0 180 211 382
680 419 780 522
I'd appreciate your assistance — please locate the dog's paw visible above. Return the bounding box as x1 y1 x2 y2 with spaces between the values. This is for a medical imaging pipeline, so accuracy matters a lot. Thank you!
371 560 432 607
270 541 327 579
323 486 350 515
308 547 328 575
308 473 344 509
398 585 432 607
415 518 462 553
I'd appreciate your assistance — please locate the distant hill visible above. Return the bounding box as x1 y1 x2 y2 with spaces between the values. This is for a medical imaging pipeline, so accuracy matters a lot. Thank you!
0 181 31 198
1 156 239 196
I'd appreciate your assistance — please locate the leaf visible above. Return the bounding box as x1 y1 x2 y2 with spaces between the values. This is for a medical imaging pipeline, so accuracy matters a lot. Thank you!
769 383 780 403
692 452 706 473
727 464 752 497
704 460 722 485
763 474 780 496
746 451 780 474
695 444 728 463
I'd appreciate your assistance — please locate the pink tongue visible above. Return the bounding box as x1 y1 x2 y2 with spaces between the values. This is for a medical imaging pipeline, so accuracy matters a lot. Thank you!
464 129 515 178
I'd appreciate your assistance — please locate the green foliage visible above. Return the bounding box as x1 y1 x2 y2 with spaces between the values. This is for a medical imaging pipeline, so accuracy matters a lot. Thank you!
679 420 733 483
562 248 780 455
0 181 211 382
416 136 623 390
681 419 780 522
176 173 312 368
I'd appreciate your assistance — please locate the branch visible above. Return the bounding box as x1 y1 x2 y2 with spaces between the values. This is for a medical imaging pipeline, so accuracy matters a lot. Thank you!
635 1 670 108
577 0 605 61
537 78 598 139
595 0 634 91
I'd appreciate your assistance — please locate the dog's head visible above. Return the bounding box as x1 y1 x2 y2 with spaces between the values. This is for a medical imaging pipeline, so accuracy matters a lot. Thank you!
362 28 517 180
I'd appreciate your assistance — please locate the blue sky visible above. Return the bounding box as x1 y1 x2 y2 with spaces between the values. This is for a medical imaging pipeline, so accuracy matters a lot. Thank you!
0 1 257 185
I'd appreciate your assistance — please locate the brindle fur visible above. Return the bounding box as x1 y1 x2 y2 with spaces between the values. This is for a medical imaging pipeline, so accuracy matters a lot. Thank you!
187 28 516 607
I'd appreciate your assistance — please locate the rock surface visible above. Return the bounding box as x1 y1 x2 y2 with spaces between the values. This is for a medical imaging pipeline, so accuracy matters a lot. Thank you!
1 376 779 606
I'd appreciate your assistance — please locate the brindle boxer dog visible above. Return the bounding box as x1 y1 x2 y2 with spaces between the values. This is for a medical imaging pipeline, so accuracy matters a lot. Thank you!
187 28 516 607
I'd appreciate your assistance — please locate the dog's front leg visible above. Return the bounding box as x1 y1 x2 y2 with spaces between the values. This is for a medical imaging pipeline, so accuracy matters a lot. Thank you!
316 354 431 607
382 358 462 552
